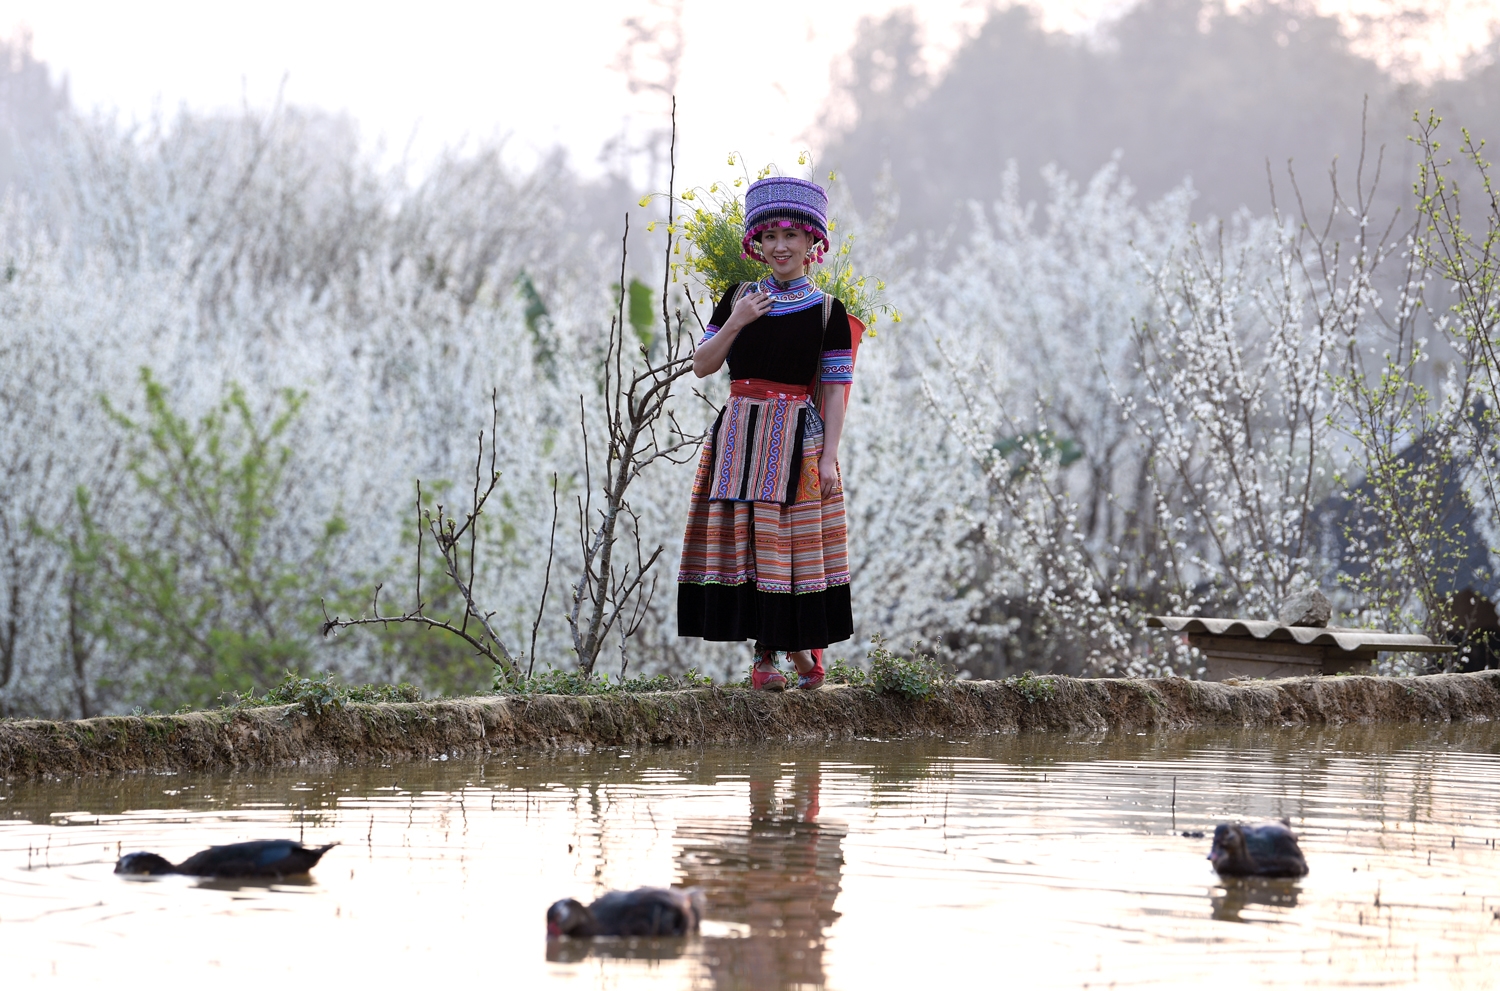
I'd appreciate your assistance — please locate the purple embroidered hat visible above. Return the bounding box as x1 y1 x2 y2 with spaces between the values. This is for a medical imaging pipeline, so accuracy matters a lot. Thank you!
741 176 830 264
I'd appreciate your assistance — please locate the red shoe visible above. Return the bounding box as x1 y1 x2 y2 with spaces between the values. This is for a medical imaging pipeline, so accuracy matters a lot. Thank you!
796 649 825 691
751 648 787 691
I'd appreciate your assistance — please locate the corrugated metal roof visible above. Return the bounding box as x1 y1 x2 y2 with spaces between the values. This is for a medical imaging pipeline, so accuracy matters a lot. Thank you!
1146 615 1457 653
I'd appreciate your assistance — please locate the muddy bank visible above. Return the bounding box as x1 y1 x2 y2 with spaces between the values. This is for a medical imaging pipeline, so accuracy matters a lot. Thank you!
4 671 1500 779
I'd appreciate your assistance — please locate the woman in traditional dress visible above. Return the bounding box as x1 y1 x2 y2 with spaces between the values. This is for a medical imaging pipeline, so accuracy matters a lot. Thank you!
677 176 854 690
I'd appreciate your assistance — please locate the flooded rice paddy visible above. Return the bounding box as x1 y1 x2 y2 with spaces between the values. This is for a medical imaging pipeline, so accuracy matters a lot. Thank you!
5 723 1500 988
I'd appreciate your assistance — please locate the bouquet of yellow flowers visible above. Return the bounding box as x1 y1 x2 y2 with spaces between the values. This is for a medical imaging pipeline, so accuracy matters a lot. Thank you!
643 154 900 335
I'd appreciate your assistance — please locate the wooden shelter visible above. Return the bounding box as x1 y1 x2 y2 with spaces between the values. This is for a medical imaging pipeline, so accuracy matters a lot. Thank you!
1146 616 1457 680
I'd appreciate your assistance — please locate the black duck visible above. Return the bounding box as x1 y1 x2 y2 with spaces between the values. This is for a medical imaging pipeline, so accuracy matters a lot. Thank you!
1207 820 1308 878
546 886 704 938
115 840 336 878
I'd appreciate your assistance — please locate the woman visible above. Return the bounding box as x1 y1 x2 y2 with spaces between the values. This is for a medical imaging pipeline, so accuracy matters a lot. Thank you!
677 176 854 690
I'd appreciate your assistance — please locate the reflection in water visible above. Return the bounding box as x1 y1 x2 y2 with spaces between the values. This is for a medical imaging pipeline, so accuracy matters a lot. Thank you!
545 937 691 964
6 724 1500 987
543 765 846 988
677 766 845 990
190 874 319 893
1210 877 1302 923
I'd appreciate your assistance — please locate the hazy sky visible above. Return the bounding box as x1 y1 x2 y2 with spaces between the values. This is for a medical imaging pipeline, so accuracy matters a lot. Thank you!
0 0 991 186
1 0 1494 189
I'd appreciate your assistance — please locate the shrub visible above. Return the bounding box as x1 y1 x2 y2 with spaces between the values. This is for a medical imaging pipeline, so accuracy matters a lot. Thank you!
1007 671 1057 704
826 656 868 686
867 634 947 699
64 370 347 712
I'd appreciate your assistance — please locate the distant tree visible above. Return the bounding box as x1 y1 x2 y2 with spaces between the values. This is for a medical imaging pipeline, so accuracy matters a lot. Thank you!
821 0 1497 230
0 31 68 188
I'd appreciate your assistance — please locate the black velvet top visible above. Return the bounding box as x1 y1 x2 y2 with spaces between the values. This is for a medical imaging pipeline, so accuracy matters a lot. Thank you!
704 280 851 388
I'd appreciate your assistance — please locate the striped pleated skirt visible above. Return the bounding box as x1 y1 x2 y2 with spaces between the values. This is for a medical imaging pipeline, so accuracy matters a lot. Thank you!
677 379 853 651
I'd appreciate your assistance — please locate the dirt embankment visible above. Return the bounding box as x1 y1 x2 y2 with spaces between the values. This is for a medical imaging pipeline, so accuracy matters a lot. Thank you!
4 671 1500 779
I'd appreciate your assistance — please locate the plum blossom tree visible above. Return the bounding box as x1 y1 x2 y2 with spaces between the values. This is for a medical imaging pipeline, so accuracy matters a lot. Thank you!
2 42 1493 713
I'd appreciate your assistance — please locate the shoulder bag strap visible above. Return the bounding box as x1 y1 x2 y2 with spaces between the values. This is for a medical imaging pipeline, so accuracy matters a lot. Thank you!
810 290 835 413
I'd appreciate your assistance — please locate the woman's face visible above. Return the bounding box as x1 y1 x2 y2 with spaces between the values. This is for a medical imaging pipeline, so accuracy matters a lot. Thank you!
757 225 815 280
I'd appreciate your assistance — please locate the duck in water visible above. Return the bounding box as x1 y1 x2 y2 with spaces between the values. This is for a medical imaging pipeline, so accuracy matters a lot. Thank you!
1208 820 1308 878
547 887 704 938
115 840 336 878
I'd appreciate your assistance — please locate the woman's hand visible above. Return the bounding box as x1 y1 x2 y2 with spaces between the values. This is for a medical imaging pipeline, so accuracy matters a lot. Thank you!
818 451 840 499
694 288 770 378
726 289 770 331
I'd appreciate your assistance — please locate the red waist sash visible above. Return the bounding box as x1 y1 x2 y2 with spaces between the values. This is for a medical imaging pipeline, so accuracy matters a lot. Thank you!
730 378 809 400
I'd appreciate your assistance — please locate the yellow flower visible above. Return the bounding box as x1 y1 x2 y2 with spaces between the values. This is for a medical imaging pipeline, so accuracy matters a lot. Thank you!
877 280 886 291
727 153 737 165
733 178 743 187
798 151 808 165
828 220 837 231
681 190 695 201
893 310 903 323
757 165 771 179
647 221 658 232
828 171 837 182
709 182 719 193
639 195 652 207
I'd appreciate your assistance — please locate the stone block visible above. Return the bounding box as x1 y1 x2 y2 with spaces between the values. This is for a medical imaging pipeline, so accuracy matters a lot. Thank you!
1277 588 1331 628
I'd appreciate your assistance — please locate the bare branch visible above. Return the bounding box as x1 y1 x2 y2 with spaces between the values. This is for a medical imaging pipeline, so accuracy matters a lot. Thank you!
529 472 559 678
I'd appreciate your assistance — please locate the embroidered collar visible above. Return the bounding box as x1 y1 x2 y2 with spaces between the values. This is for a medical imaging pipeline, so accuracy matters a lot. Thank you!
768 274 816 298
757 275 823 316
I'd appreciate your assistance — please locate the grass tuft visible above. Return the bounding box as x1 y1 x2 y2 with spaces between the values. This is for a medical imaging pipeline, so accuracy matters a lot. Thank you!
219 672 421 716
496 668 715 697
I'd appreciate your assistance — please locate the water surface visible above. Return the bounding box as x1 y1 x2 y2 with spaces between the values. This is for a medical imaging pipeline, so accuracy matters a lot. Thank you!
4 724 1500 988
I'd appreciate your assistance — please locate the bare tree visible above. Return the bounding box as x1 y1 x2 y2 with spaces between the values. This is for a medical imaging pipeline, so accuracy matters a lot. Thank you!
567 100 702 678
323 103 702 685
321 393 525 686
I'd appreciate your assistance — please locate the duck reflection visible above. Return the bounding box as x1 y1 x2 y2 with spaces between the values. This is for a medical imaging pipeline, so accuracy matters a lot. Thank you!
676 765 846 990
1210 876 1302 922
191 874 319 892
544 936 690 964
